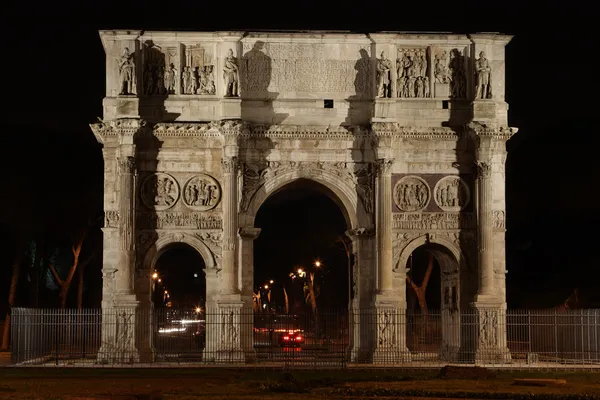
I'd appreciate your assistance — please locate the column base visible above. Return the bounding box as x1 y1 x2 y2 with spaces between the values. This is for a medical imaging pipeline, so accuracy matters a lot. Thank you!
475 347 512 365
372 349 412 364
439 344 461 362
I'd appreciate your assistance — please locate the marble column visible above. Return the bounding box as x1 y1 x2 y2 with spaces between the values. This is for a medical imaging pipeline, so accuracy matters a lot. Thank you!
472 160 511 363
372 158 411 364
221 156 240 296
376 158 394 294
475 161 494 299
116 155 136 295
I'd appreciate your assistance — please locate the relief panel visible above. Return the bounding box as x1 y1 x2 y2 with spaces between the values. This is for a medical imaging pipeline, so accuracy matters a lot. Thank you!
396 47 430 99
141 41 178 96
182 44 216 95
431 47 467 99
392 174 474 213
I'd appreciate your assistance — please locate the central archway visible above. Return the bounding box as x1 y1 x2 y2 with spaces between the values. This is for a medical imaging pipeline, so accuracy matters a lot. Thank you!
242 175 364 361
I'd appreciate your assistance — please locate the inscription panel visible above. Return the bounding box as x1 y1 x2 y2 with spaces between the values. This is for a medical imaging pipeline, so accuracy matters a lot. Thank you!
240 42 372 98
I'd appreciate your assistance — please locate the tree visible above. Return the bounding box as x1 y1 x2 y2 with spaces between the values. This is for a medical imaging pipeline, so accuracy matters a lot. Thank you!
406 252 435 315
1 242 26 350
47 218 99 309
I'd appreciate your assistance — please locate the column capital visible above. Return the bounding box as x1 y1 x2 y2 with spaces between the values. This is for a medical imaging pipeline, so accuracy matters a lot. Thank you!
474 160 493 178
222 156 240 175
239 227 261 239
375 158 394 176
118 156 136 174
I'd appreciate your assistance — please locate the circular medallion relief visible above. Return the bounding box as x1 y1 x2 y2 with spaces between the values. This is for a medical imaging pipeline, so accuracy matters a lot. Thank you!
393 176 431 212
434 176 470 211
182 174 222 211
140 173 180 211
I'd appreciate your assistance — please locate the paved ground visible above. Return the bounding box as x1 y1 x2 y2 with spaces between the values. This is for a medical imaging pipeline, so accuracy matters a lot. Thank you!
0 368 598 399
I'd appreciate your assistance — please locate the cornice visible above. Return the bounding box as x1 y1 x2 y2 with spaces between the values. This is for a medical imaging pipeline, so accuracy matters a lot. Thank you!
240 124 370 140
90 118 147 144
372 122 461 140
467 122 518 139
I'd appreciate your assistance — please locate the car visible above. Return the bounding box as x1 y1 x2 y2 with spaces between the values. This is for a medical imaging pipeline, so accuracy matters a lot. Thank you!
278 331 304 347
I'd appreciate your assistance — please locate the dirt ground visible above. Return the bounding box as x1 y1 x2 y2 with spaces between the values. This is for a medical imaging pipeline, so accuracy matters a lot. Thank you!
0 367 598 399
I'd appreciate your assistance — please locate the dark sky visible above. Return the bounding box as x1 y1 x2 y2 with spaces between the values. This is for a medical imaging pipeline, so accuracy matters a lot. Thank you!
0 1 597 309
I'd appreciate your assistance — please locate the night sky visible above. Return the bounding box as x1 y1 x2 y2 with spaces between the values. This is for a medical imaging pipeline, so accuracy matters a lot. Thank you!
0 1 597 311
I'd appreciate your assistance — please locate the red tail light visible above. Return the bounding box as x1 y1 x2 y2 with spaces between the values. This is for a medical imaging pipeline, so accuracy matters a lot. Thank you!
296 336 302 341
283 336 290 340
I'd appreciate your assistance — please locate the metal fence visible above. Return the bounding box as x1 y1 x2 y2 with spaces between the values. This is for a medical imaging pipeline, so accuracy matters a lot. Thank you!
9 307 600 369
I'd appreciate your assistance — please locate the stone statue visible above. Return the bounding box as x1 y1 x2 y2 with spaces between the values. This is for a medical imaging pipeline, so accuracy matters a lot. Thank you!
475 51 492 99
182 66 192 94
118 47 136 95
164 63 177 94
376 51 392 98
223 49 239 97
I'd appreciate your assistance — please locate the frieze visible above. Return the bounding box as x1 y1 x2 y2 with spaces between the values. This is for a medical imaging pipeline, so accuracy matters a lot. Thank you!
466 122 517 139
137 212 222 230
393 212 475 230
182 44 216 95
104 210 120 228
140 173 180 211
240 124 370 140
182 174 222 211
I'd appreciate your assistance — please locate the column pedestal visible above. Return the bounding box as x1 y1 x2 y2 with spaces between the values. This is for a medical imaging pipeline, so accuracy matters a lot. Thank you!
98 297 141 364
372 298 411 364
213 300 246 363
472 302 511 364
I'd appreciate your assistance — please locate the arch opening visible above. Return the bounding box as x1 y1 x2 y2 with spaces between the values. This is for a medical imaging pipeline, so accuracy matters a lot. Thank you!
252 178 353 351
405 243 460 357
151 242 207 358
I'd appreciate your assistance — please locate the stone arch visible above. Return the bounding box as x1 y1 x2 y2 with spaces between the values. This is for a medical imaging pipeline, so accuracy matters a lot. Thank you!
396 234 465 274
241 167 370 229
142 232 216 272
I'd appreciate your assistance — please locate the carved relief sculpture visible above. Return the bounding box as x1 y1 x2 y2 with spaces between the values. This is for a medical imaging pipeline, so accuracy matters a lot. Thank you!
240 163 268 212
140 173 180 211
143 42 167 95
104 210 120 228
396 48 429 98
182 174 222 211
223 49 239 97
181 45 216 96
117 47 136 95
354 163 375 213
137 212 222 230
376 51 392 98
434 176 470 212
475 51 492 99
393 176 431 212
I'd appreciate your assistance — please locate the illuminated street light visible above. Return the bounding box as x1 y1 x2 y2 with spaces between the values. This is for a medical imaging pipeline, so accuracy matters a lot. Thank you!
264 284 269 289
314 260 321 268
158 279 162 283
269 280 274 284
164 290 168 294
152 272 158 280
195 306 201 313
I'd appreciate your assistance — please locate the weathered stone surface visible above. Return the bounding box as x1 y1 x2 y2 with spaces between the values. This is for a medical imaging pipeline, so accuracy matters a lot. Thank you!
92 30 515 364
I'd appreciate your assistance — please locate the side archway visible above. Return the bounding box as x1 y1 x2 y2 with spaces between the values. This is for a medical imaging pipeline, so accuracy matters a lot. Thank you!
396 234 467 361
142 232 217 272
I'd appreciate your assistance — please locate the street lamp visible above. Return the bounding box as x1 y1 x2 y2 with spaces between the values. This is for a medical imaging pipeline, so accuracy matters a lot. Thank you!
269 280 274 284
152 272 158 280
314 260 321 268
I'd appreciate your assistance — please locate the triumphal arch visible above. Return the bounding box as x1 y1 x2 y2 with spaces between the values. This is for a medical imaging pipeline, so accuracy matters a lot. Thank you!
90 30 515 364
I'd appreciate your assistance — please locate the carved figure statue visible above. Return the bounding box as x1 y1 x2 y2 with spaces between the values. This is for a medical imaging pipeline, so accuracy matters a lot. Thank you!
449 49 466 99
475 51 492 99
223 49 239 97
118 47 136 95
164 63 177 94
182 66 192 94
199 65 216 95
376 51 392 98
